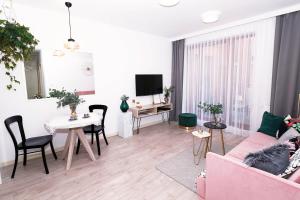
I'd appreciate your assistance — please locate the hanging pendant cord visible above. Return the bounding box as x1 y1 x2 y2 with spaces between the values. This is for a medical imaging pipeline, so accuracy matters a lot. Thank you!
67 7 72 39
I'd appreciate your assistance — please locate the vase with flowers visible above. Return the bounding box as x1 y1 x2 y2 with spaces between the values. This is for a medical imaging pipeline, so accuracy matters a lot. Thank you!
49 88 85 120
163 86 174 104
120 95 129 112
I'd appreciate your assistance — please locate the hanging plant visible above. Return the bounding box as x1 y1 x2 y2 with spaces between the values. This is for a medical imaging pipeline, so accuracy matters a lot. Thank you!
0 15 39 90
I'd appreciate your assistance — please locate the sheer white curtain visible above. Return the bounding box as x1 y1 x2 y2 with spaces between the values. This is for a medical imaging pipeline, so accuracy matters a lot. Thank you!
182 18 276 135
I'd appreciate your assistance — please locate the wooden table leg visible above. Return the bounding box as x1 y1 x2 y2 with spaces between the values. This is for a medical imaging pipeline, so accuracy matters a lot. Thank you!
204 137 210 158
220 129 225 155
76 128 96 161
66 130 77 170
209 129 213 150
62 132 71 160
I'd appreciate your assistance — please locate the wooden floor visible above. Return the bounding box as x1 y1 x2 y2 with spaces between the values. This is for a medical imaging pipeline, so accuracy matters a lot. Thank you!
0 122 243 200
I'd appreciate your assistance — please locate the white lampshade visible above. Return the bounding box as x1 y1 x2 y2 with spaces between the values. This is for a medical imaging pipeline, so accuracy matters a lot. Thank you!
64 39 80 51
159 0 180 7
201 10 221 23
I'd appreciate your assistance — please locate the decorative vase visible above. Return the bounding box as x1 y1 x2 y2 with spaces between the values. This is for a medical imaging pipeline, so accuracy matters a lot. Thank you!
164 97 169 104
69 104 78 120
120 100 129 112
212 114 221 126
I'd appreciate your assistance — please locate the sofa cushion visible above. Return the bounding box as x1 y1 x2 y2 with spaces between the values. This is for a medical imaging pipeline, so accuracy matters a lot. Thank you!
280 148 300 179
288 167 300 183
278 128 300 143
226 132 277 161
257 111 285 138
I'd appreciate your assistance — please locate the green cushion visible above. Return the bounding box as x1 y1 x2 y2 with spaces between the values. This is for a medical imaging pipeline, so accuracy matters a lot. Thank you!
179 113 197 127
258 111 284 138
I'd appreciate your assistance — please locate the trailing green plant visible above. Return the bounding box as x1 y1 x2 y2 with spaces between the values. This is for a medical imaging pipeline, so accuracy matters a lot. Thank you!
0 16 39 90
163 86 175 98
49 88 85 108
120 94 129 101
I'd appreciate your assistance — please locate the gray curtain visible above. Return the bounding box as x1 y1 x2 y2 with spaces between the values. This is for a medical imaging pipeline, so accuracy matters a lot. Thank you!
170 39 185 121
270 11 300 117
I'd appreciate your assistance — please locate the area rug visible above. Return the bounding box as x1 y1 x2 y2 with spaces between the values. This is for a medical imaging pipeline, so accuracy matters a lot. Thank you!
156 133 245 193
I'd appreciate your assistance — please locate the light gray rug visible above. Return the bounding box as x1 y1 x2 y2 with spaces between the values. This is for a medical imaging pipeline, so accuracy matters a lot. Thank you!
156 133 245 193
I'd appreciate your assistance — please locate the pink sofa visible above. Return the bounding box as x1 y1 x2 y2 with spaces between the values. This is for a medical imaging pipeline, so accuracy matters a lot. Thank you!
196 132 300 200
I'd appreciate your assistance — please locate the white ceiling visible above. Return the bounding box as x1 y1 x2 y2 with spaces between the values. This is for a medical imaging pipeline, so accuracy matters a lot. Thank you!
13 0 300 38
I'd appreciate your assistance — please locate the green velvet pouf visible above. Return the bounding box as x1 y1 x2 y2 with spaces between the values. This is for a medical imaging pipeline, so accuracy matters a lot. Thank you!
179 113 197 127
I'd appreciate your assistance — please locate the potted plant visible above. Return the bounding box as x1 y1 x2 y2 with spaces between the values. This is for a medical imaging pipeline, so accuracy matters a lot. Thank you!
0 17 39 90
198 102 223 125
163 86 174 104
120 95 129 112
49 88 85 120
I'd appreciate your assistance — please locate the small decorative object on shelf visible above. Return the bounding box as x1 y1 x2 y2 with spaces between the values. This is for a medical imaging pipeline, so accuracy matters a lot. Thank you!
120 94 129 112
198 102 223 126
163 86 175 104
49 88 85 120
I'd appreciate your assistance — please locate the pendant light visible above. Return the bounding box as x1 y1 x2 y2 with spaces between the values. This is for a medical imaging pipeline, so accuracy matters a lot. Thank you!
64 2 79 51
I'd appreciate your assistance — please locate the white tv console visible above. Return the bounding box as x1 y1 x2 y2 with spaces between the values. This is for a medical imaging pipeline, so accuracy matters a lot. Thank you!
129 103 173 133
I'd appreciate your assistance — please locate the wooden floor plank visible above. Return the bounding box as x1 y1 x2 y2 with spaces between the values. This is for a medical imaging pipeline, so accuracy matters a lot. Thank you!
0 122 242 200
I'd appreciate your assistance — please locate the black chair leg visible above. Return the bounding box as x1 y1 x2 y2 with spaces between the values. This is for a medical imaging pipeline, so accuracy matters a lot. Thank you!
91 132 94 144
11 150 18 179
41 147 49 174
50 141 57 160
76 138 81 155
95 133 101 156
102 129 109 145
23 149 27 166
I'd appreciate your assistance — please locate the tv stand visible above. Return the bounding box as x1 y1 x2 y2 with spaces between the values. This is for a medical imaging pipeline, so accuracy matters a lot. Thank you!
129 103 173 134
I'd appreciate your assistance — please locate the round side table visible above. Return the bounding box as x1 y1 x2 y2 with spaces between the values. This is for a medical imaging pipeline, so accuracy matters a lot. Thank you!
203 122 227 155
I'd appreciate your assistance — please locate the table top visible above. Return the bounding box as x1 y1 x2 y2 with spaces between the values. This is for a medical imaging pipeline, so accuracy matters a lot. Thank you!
44 113 102 134
203 122 227 130
192 130 211 139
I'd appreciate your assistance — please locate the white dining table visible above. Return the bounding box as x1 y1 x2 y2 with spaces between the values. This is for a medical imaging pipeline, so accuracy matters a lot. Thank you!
45 113 101 170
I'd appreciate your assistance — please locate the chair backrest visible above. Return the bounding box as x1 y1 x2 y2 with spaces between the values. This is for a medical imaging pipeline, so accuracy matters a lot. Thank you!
4 115 26 148
89 104 108 126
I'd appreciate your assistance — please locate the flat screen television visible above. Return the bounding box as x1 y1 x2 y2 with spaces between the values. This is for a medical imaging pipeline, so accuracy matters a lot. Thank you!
135 74 163 96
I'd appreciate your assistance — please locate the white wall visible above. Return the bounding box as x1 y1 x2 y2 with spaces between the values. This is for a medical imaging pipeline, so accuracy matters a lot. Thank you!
0 4 171 166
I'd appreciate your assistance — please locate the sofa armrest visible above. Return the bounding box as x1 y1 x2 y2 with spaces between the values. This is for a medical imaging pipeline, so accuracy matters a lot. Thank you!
205 152 300 200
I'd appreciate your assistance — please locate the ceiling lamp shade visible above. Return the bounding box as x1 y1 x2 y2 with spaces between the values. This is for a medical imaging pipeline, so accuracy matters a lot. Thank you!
159 0 180 7
64 38 79 51
201 10 221 23
64 2 79 51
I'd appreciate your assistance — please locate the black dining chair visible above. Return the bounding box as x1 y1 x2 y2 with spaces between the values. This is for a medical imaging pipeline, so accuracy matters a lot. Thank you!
4 115 57 178
76 104 108 156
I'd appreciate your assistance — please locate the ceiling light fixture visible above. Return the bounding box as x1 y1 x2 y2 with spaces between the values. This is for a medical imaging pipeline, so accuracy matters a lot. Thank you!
159 0 180 7
201 10 221 23
64 2 79 51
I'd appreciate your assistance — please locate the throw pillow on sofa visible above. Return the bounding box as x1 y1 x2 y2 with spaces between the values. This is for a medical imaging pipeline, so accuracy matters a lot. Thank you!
280 148 300 179
244 144 290 175
288 137 300 156
257 111 285 138
278 128 300 143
